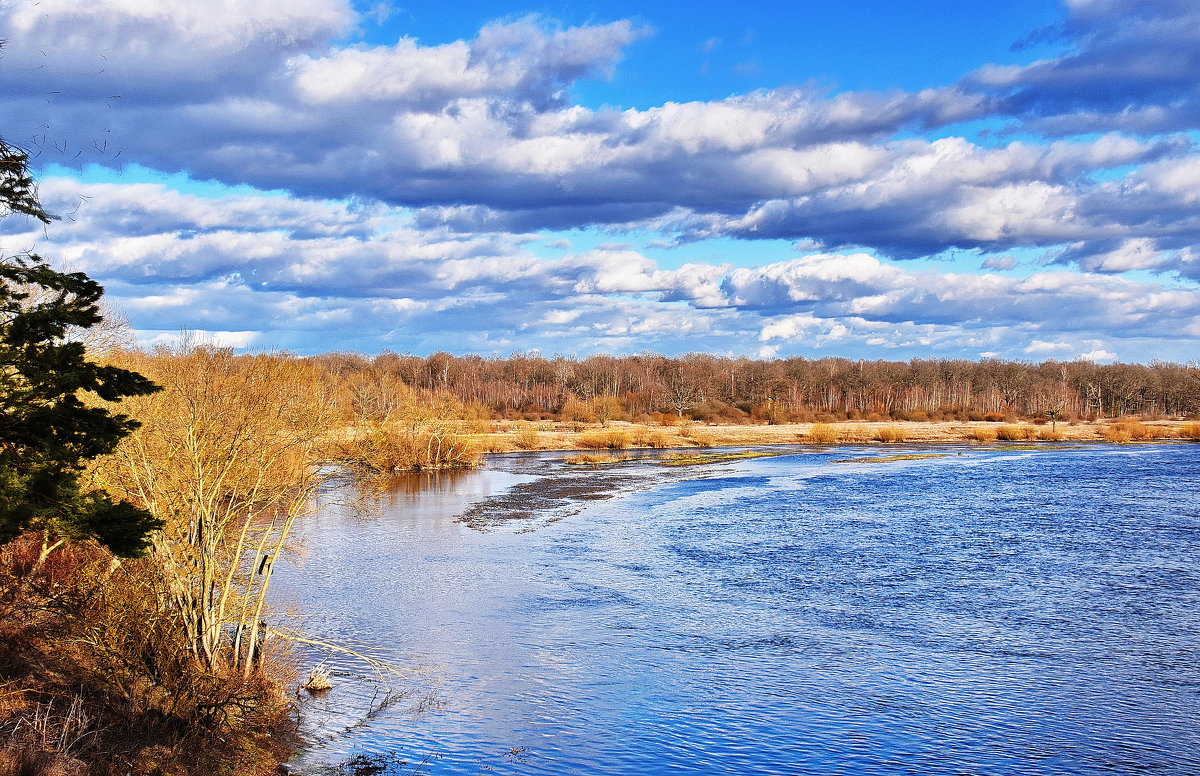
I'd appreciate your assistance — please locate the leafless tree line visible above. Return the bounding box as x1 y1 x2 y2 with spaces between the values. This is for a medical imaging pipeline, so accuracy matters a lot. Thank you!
307 352 1200 421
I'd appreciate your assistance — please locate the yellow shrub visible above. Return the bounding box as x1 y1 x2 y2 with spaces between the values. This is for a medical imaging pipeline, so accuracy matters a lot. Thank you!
807 423 839 444
578 429 631 449
1104 420 1156 442
996 425 1037 441
1102 424 1134 443
967 426 998 442
513 424 542 450
875 426 908 443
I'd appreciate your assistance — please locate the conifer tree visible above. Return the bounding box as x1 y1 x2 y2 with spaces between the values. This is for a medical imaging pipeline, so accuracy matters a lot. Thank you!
0 139 161 555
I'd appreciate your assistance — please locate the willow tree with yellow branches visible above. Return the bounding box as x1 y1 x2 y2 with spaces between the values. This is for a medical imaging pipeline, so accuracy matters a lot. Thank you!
96 346 338 676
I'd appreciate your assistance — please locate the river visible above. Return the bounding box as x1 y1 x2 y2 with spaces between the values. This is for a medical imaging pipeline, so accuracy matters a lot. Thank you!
272 443 1200 775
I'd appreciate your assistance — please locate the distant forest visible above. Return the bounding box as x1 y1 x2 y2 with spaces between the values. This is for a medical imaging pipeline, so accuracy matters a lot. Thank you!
306 353 1200 422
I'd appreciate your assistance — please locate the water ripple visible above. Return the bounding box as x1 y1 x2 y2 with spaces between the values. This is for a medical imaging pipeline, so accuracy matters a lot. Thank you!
275 444 1200 775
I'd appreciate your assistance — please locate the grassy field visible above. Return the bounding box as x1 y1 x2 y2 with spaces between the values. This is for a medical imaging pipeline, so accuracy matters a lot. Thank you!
472 419 1197 453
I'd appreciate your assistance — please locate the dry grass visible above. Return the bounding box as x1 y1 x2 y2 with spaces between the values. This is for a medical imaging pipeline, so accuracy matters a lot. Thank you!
807 423 839 444
578 429 632 450
512 424 542 450
468 418 1194 453
967 426 998 442
632 426 674 448
1179 422 1200 440
874 426 909 443
996 425 1038 441
1101 420 1160 443
1102 424 1134 443
564 452 629 465
0 534 298 776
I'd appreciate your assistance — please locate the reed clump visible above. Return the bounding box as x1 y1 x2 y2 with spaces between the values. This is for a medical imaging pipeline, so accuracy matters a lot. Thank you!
341 422 480 471
967 426 998 442
578 429 631 450
1037 428 1066 441
1101 420 1157 443
807 423 839 444
632 426 674 448
564 452 628 465
512 424 542 450
1179 422 1200 440
874 426 908 443
682 428 715 447
996 425 1038 441
840 424 871 442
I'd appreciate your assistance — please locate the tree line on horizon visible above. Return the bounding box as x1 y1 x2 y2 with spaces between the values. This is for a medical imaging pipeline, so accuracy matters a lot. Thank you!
307 351 1200 423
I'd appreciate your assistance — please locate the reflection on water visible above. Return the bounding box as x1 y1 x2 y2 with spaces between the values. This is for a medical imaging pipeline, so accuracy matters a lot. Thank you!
272 445 1200 775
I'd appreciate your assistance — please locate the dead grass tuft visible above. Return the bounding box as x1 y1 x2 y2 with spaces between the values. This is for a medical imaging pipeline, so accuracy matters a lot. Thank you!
807 423 839 444
564 452 629 465
512 424 542 450
1102 420 1159 443
967 426 998 442
996 425 1038 441
578 429 631 450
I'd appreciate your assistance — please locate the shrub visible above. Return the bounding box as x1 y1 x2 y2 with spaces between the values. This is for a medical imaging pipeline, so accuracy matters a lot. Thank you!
1102 424 1134 443
967 426 998 442
807 423 839 444
1103 420 1156 442
996 425 1037 441
874 426 908 443
983 412 1007 423
578 429 630 450
1037 428 1066 441
632 427 673 448
512 424 542 450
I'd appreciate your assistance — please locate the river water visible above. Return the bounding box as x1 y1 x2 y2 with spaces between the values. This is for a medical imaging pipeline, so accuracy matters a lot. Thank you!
272 443 1200 775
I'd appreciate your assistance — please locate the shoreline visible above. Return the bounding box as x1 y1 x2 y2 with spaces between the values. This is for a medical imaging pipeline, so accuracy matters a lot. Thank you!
473 418 1197 453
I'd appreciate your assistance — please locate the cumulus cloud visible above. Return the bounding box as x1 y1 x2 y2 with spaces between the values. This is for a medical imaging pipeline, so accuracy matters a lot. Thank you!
5 178 1199 361
2 0 1198 271
965 0 1200 134
2 0 1200 360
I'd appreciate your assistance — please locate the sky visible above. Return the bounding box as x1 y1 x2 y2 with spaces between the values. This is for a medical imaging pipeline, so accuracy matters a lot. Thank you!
1 0 1199 362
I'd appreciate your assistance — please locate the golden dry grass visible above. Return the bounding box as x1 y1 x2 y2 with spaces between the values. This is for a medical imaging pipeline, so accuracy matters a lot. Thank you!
512 424 542 450
463 418 1192 453
996 425 1038 441
967 426 998 442
807 423 839 444
874 426 909 443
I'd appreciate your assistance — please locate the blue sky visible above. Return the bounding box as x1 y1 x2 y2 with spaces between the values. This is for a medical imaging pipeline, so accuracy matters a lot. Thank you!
1 0 1199 362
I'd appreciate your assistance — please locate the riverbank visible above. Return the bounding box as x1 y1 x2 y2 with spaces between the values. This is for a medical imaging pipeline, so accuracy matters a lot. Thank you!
473 418 1198 453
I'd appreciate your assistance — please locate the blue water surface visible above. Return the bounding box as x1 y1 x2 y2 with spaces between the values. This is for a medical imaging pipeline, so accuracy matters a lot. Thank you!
273 444 1200 775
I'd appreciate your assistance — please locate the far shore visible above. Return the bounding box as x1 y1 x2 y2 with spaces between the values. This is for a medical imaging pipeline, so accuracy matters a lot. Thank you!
472 418 1197 454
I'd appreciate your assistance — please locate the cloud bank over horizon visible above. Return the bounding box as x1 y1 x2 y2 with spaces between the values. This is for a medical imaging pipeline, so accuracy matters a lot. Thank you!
2 0 1199 362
